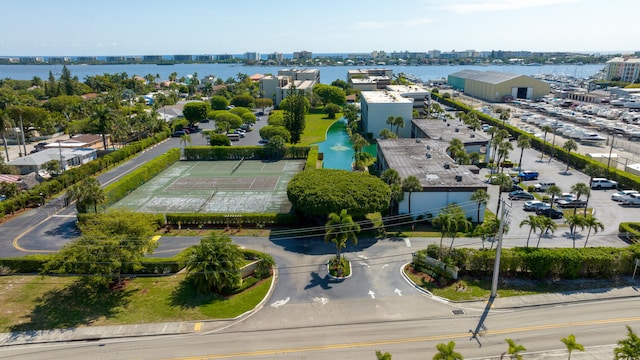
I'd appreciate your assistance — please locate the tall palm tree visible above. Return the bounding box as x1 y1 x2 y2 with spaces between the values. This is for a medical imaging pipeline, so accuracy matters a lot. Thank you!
433 211 454 258
380 169 401 186
536 216 558 248
548 125 558 163
545 184 563 217
401 175 422 217
91 103 115 150
490 129 510 165
495 172 513 215
433 341 463 360
0 111 12 161
449 208 471 250
520 215 541 248
570 182 590 215
583 215 604 248
565 214 587 248
516 135 531 171
386 116 395 130
614 325 640 360
393 116 404 135
497 140 514 173
540 124 553 161
470 189 489 223
324 209 360 262
185 233 244 294
562 139 578 173
561 334 584 360
502 338 526 360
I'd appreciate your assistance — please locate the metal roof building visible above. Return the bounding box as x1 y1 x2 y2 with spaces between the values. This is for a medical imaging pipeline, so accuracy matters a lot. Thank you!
448 70 550 103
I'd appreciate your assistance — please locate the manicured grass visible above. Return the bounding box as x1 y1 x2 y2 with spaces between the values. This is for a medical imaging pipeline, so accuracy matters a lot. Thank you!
0 274 271 333
404 264 632 302
298 111 340 146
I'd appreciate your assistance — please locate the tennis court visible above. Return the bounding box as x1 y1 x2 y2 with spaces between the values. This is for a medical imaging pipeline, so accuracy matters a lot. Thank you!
110 159 305 214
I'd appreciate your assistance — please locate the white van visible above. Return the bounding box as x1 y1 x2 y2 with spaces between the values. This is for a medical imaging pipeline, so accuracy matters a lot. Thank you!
590 178 618 189
226 133 240 141
623 193 640 206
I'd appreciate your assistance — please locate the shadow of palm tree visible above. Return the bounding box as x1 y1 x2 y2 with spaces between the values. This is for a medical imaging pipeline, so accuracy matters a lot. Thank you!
169 279 224 309
9 280 132 334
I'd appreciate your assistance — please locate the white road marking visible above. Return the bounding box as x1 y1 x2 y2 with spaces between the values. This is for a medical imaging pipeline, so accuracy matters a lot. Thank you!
404 238 411 247
357 254 368 260
359 261 369 267
368 290 375 299
312 297 329 305
395 288 403 296
270 297 290 309
381 264 389 269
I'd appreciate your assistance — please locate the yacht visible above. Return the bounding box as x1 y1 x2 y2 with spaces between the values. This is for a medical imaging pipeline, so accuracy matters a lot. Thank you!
579 132 607 145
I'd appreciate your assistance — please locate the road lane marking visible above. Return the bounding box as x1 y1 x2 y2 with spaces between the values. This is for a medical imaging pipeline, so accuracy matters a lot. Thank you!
168 316 640 359
194 323 202 332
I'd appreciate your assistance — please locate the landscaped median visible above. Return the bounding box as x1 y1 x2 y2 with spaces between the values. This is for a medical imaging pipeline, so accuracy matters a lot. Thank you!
404 244 640 301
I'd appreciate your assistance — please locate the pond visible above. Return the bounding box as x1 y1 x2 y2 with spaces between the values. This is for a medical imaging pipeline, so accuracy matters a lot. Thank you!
315 118 377 170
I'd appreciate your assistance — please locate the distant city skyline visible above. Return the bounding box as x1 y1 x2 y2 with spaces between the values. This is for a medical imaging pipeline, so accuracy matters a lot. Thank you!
1 0 638 56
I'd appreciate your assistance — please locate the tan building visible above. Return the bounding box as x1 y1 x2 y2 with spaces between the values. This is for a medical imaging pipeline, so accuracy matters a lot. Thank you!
448 70 550 102
604 57 640 83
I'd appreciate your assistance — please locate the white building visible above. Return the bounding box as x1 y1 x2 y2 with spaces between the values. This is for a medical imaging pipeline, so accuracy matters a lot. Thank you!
376 138 487 222
259 68 320 106
7 148 97 175
360 91 413 139
604 57 640 83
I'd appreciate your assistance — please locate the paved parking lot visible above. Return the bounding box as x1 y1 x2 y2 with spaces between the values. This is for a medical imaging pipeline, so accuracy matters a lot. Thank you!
482 143 637 248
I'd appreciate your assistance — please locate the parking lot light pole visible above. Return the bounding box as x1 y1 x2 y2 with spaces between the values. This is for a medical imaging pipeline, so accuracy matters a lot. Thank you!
491 198 511 298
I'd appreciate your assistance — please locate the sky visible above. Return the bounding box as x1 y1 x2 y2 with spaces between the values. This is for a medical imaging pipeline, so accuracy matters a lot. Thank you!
0 0 637 56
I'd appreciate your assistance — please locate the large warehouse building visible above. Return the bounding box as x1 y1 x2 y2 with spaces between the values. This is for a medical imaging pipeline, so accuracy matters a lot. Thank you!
448 70 550 103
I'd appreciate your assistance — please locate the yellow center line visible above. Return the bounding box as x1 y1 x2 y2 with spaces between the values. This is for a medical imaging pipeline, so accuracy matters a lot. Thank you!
166 316 640 359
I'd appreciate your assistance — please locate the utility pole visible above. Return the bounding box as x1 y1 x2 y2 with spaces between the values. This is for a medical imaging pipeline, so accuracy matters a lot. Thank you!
607 133 616 177
491 198 511 298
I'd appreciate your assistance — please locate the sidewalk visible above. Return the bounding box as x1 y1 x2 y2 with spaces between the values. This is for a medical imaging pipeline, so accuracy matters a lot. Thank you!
1 285 638 356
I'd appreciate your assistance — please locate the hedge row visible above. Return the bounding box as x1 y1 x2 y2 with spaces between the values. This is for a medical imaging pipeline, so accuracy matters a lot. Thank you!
619 222 640 243
0 131 170 220
165 213 298 227
183 145 311 161
431 93 640 190
103 148 181 208
418 245 640 280
305 145 319 170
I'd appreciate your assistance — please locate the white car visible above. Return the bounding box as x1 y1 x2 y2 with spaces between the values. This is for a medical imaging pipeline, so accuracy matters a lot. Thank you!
611 190 639 202
591 178 618 189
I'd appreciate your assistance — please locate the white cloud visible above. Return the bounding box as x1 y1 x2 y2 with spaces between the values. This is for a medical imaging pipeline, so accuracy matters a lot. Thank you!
440 0 581 14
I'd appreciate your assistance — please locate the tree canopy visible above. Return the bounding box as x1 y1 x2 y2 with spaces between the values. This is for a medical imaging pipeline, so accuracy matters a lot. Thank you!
287 169 391 218
182 101 210 124
312 84 346 106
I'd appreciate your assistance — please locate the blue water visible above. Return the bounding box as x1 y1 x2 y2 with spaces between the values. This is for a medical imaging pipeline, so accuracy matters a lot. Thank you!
0 63 604 83
315 118 376 170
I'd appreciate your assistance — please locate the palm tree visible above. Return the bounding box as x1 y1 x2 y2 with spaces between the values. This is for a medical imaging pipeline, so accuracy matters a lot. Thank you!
0 111 12 161
570 182 591 215
536 216 558 248
433 211 454 258
91 103 115 150
562 139 578 173
490 129 510 165
583 215 604 248
516 135 531 171
386 116 395 130
545 184 563 217
474 217 508 250
548 125 558 163
380 169 401 186
494 173 513 215
497 140 514 173
540 124 553 161
502 338 526 360
561 334 584 360
520 215 541 248
470 189 489 223
67 177 105 213
393 116 404 135
433 341 463 360
401 176 422 217
614 325 640 360
449 209 471 250
185 233 244 294
324 209 360 262
565 214 587 248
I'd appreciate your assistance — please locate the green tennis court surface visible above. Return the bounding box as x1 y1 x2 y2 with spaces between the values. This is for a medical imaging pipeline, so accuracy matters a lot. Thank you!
111 159 305 213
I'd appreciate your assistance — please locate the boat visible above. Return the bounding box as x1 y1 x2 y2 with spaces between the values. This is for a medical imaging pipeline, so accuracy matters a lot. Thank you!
579 132 607 145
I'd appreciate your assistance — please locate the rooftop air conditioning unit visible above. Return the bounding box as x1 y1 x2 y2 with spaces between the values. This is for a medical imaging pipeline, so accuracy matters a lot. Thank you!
426 145 431 150
444 163 450 169
455 128 459 132
426 153 431 159
455 175 463 182
470 134 475 138
416 138 422 143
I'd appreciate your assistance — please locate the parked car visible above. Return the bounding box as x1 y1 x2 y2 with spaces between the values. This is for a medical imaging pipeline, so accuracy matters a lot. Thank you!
500 160 515 168
554 193 576 203
622 193 640 206
611 190 638 202
518 170 539 181
591 178 618 189
534 181 556 192
556 199 588 208
171 130 186 137
523 200 549 212
233 130 245 138
508 190 534 200
536 206 564 219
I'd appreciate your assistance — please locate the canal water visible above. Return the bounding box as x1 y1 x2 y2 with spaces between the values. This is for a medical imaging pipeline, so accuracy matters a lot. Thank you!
315 118 377 170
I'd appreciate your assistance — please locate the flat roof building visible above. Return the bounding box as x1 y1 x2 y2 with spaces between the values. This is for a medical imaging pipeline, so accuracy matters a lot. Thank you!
361 91 413 139
377 138 487 221
448 70 550 102
604 57 640 83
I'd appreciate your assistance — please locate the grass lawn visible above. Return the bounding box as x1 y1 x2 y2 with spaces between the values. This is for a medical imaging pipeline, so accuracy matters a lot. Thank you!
0 274 271 333
404 264 633 302
298 110 340 146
